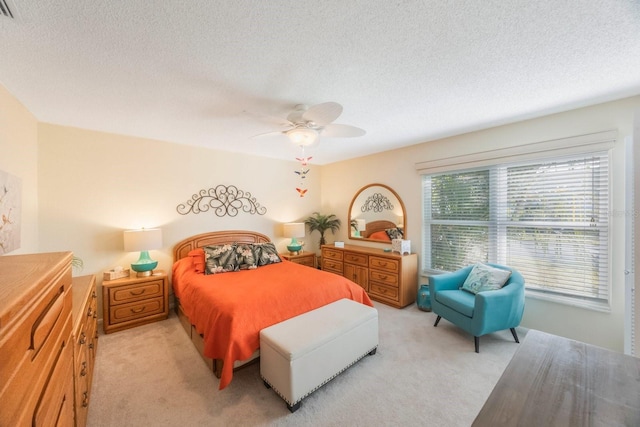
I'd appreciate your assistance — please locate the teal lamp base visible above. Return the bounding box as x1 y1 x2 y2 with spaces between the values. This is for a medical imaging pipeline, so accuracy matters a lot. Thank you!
130 250 158 277
287 237 302 255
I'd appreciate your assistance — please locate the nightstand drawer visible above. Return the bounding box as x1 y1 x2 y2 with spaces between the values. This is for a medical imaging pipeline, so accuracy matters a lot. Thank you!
296 257 316 267
344 251 368 266
109 297 165 324
108 279 164 305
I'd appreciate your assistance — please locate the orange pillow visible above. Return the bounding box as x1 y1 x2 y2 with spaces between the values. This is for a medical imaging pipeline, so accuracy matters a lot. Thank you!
369 231 391 241
188 248 205 273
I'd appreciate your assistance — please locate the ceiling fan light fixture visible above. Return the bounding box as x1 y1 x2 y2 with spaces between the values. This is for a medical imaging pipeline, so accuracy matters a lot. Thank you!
286 127 318 146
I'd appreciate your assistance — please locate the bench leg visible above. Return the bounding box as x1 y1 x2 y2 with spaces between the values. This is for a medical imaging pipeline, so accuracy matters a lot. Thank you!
263 380 271 389
368 347 377 356
474 336 480 353
287 401 301 413
434 315 441 327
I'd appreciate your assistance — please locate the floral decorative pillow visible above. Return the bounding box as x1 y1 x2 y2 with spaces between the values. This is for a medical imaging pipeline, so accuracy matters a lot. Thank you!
385 227 404 240
252 242 282 266
461 263 511 294
203 244 238 274
235 243 258 270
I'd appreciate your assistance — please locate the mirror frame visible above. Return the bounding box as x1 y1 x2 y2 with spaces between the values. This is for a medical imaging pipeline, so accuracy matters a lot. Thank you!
348 183 406 244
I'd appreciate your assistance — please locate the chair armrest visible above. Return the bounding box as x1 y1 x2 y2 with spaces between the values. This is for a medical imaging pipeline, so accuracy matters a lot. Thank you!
474 282 525 331
429 265 474 293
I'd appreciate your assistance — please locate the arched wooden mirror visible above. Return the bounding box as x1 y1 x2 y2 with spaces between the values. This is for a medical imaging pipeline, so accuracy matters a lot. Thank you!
348 183 406 244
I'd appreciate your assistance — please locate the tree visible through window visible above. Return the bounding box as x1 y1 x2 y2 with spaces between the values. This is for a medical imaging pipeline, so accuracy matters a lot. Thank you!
423 153 610 305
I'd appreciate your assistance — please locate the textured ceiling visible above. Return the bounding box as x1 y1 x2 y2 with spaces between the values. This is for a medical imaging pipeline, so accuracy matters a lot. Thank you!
2 1 640 164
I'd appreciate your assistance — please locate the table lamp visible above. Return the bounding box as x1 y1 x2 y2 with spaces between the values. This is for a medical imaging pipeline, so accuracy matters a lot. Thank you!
124 228 163 277
283 222 305 255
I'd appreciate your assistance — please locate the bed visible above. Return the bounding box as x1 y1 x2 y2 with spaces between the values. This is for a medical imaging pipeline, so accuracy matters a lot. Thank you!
360 220 402 241
171 230 373 390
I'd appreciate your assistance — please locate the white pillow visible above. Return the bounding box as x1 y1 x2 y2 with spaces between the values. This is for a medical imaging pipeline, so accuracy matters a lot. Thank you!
461 263 511 294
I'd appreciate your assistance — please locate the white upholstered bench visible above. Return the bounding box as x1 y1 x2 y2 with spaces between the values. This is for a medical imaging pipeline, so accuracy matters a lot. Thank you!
260 298 378 412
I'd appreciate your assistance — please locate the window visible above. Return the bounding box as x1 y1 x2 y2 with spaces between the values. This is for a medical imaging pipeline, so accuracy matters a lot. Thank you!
423 152 610 307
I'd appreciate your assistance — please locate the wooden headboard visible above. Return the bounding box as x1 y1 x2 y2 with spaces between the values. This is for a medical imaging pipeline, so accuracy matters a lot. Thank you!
361 220 397 239
173 230 271 262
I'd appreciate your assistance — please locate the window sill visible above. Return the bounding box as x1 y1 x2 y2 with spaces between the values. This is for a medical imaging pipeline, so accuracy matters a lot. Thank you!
525 289 611 313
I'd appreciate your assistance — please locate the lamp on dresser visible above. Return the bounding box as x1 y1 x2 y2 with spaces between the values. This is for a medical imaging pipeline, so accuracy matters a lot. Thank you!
124 228 163 277
283 222 305 255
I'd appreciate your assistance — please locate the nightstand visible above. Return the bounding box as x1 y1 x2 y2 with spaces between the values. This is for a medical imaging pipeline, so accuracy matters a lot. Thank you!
280 251 317 268
102 271 169 334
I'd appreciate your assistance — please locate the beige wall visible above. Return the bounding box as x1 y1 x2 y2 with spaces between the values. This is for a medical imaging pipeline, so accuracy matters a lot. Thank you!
322 96 640 352
35 123 322 312
0 84 39 254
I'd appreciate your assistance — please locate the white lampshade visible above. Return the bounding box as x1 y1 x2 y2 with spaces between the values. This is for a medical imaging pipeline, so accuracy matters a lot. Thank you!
356 219 366 232
286 128 318 146
283 223 305 238
123 228 163 252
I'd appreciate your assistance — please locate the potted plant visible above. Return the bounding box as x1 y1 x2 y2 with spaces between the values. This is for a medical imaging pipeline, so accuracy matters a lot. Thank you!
305 212 341 250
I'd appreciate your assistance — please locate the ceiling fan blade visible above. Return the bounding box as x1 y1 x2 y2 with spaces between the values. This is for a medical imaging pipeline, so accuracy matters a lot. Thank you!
321 123 366 138
250 130 287 138
303 102 343 126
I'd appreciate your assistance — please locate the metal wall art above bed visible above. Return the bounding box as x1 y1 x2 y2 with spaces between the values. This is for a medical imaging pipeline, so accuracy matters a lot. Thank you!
176 185 267 217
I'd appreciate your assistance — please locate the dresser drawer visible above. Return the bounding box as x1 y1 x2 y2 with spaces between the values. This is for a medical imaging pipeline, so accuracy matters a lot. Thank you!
109 296 165 324
0 274 72 406
108 279 164 305
322 247 344 261
344 251 368 267
370 269 399 287
369 282 399 301
369 256 399 273
323 259 343 275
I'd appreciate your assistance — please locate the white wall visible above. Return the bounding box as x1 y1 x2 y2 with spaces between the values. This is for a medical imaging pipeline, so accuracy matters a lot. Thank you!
0 84 39 254
321 96 640 352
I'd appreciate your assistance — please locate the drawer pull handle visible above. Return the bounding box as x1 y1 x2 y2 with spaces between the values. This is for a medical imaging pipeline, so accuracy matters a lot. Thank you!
80 361 87 376
379 275 388 280
89 343 94 350
130 289 146 296
87 307 93 317
131 307 145 314
93 312 98 319
92 291 97 298
82 392 89 407
79 332 87 345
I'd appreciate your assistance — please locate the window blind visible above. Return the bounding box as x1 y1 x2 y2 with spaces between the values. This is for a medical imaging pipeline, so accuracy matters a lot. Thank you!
423 152 610 305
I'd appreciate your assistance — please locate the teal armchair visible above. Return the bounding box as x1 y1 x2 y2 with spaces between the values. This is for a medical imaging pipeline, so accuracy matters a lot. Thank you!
429 264 525 353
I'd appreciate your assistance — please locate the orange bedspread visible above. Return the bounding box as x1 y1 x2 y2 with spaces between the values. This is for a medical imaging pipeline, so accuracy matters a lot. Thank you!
172 258 373 389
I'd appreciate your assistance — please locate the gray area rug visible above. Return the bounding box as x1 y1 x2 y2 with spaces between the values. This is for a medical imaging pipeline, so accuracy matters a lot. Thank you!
87 301 524 426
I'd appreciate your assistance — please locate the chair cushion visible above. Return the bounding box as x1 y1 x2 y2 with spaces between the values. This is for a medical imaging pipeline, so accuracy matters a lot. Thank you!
461 263 511 294
435 289 475 318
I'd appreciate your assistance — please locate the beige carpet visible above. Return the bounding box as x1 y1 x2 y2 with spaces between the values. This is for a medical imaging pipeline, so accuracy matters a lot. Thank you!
87 302 525 426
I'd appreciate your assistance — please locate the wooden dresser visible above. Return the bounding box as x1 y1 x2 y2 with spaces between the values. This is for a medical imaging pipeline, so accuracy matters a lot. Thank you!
72 275 98 427
0 252 75 426
321 244 418 308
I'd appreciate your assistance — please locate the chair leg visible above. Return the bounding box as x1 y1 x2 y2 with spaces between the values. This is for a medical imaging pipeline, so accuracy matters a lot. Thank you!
510 328 520 343
434 315 441 327
474 336 479 353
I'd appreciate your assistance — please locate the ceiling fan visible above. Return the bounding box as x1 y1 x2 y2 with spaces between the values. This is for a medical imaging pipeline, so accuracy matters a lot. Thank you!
253 102 366 146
